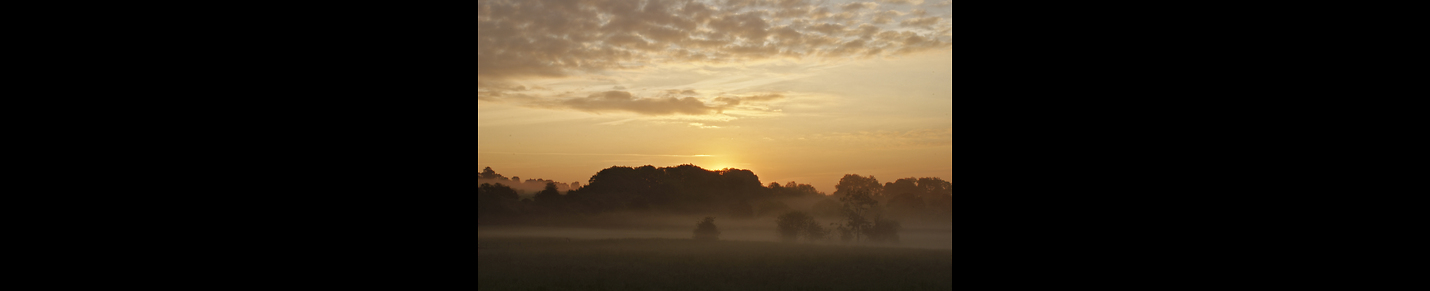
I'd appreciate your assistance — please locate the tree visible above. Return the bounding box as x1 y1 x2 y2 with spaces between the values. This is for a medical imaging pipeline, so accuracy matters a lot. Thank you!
770 181 823 197
839 188 877 243
478 183 519 201
866 218 900 243
534 182 561 205
477 183 520 223
885 178 926 215
803 221 831 242
693 217 720 241
480 167 505 180
834 174 882 200
776 211 814 242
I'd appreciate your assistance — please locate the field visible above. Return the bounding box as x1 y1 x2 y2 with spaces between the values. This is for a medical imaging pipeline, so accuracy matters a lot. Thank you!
478 238 953 291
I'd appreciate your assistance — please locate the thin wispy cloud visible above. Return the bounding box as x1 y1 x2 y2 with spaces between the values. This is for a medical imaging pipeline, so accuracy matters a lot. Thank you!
478 152 716 158
563 91 719 115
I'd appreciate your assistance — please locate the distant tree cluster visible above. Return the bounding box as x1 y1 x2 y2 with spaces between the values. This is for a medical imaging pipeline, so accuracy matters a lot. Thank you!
475 165 828 225
882 177 954 219
820 174 951 244
479 167 579 194
477 183 521 223
476 165 953 240
812 174 954 220
767 181 822 197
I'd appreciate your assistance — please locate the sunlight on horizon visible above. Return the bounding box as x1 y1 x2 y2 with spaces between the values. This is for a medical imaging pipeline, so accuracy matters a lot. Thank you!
478 0 951 193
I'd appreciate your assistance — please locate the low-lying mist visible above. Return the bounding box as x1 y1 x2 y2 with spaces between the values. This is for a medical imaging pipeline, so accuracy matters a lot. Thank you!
478 165 953 250
477 212 952 250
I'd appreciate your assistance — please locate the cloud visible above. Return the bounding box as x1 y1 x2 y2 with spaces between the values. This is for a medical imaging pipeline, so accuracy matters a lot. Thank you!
478 0 953 117
714 93 786 106
900 17 941 28
871 10 904 24
563 91 719 115
477 152 717 158
841 2 879 11
477 0 952 84
880 0 925 4
662 89 701 96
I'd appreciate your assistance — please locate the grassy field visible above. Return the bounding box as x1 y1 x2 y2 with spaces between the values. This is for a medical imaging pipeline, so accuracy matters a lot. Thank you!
478 238 953 291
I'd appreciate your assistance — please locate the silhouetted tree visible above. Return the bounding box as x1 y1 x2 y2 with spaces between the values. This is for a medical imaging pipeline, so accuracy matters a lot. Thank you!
570 164 788 213
478 183 521 224
885 178 926 215
881 177 953 219
776 211 814 242
804 222 832 242
918 177 953 216
769 181 823 197
534 182 561 206
478 183 520 201
834 174 883 200
839 188 878 243
866 217 901 243
786 182 823 197
693 217 720 241
480 167 506 180
477 165 946 226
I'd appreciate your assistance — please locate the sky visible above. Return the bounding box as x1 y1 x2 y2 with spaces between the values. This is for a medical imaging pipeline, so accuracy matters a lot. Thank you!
478 0 952 193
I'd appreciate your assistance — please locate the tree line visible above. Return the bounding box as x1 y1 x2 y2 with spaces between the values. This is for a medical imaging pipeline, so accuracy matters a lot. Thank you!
477 165 952 232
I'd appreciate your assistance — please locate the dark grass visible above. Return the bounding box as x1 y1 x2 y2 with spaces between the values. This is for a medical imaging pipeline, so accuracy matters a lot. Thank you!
478 238 953 291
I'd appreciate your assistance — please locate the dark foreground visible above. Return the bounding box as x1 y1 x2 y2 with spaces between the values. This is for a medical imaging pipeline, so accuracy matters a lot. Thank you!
478 238 953 291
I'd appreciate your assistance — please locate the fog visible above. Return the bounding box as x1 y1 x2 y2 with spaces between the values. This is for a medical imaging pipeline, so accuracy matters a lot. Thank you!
477 212 952 250
478 165 953 290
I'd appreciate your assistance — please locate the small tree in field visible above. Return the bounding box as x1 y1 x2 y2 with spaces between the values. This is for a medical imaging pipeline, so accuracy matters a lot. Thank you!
776 211 814 242
866 218 901 243
839 188 877 242
693 217 720 241
777 211 833 242
803 222 832 242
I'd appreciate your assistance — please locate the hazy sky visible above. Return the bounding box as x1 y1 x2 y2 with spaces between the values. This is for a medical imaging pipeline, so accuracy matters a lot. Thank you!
478 0 952 193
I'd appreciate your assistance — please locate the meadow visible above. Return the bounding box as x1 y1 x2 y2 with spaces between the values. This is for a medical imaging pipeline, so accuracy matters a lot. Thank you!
477 238 953 291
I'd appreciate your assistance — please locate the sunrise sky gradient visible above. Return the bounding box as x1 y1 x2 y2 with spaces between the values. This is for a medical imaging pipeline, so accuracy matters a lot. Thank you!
478 0 952 193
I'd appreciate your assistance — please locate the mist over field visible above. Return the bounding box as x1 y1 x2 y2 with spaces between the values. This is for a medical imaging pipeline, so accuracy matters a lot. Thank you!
478 164 952 290
478 237 952 291
477 212 952 250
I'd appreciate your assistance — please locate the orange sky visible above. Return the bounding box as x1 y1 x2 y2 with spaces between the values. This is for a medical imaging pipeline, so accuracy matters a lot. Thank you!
479 0 951 193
